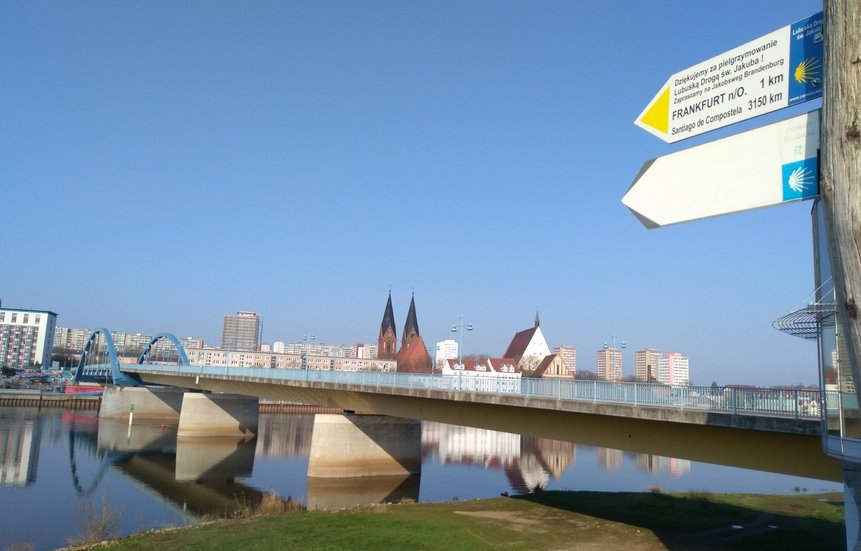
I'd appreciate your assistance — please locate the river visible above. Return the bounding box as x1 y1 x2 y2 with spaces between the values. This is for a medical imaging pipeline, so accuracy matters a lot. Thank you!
0 407 841 550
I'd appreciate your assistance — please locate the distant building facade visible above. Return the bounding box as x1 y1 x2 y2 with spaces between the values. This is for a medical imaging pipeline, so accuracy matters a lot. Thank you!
0 307 57 369
596 347 623 381
658 352 689 385
635 348 662 382
553 345 577 376
222 311 262 352
526 352 570 379
435 339 458 370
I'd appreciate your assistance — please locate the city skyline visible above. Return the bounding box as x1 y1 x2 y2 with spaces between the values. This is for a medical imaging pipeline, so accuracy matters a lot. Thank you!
3 0 823 386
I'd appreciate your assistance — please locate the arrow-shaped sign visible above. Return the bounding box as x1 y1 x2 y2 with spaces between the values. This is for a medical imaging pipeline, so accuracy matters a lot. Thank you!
636 12 823 143
623 111 819 228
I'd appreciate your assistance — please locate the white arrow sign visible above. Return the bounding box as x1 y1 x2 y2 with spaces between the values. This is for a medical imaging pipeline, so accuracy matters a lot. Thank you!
623 111 819 228
635 12 823 143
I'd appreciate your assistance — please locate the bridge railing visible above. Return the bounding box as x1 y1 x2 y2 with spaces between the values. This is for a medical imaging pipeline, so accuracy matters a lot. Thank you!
125 364 829 421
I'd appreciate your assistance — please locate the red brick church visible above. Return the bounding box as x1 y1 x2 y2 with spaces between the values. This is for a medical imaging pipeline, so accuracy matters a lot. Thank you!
377 291 432 373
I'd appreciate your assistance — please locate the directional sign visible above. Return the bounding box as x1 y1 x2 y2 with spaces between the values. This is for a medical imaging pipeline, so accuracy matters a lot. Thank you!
623 111 819 228
636 12 823 143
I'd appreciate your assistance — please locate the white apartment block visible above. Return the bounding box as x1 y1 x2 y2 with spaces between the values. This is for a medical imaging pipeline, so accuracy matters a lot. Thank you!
435 339 459 370
657 352 690 385
0 308 57 369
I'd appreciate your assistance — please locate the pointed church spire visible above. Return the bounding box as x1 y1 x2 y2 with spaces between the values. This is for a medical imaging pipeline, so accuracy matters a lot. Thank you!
378 291 397 360
380 291 397 338
402 292 420 345
535 308 540 328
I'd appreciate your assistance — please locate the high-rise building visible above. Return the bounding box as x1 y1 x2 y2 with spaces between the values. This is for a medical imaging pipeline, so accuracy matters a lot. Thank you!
658 352 689 385
0 307 57 369
222 311 262 352
596 347 622 381
53 326 70 350
553 345 577 376
635 348 662 382
435 339 458 370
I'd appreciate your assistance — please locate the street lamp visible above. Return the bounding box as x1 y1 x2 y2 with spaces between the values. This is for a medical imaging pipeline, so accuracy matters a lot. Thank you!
602 334 626 381
451 316 473 390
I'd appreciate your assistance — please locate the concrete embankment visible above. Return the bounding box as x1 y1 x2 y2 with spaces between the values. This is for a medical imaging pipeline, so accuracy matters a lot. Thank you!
0 389 341 413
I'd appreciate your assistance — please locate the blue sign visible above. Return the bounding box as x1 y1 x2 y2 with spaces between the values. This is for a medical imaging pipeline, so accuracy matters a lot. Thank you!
782 157 819 202
787 12 824 106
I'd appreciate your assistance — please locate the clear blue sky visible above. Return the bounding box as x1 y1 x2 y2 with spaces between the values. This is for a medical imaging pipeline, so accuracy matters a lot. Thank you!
2 0 824 385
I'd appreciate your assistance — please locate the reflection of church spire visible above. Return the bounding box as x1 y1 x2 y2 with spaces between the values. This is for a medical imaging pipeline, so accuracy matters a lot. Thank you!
402 292 420 345
378 291 397 360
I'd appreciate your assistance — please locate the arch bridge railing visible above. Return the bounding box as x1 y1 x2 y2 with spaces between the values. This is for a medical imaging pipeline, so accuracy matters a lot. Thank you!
74 329 189 386
124 364 829 421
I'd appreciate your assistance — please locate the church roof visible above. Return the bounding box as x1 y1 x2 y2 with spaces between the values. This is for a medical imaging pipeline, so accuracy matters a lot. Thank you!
379 291 397 340
396 334 432 373
402 293 420 342
525 353 558 378
503 326 538 360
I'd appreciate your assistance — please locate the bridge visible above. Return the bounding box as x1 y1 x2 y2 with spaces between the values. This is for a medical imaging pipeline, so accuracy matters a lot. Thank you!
71 328 843 482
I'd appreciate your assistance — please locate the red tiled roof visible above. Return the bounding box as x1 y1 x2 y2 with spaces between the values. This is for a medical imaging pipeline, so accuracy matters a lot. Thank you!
503 327 538 360
396 335 432 373
525 353 556 378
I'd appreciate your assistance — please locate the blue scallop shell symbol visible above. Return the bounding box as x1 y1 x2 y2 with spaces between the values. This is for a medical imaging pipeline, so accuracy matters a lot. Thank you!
782 157 819 201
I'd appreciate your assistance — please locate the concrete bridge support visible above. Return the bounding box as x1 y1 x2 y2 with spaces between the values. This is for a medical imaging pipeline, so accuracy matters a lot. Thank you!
176 393 259 438
307 414 421 478
306 414 421 510
99 386 185 420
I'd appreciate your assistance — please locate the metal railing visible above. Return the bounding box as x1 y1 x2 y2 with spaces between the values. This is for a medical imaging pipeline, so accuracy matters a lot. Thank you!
118 363 829 421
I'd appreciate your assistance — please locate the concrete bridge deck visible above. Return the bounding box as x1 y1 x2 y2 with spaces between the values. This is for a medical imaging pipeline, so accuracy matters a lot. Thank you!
120 364 842 481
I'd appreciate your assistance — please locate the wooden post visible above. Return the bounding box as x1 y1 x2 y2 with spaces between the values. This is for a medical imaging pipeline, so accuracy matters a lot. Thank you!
821 1 861 400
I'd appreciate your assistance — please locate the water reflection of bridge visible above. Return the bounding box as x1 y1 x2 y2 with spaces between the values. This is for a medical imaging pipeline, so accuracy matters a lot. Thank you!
0 409 714 506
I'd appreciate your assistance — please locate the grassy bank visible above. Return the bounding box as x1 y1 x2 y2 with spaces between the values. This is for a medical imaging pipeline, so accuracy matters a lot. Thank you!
69 490 845 550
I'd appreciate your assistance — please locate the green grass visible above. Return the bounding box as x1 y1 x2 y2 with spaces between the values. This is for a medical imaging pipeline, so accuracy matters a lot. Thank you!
83 491 845 551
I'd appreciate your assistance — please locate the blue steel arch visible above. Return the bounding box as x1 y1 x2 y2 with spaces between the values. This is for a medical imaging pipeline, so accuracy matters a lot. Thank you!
73 328 140 386
137 333 191 367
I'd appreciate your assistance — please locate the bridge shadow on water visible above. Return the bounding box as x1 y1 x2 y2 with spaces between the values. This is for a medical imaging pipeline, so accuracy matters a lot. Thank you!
513 490 845 550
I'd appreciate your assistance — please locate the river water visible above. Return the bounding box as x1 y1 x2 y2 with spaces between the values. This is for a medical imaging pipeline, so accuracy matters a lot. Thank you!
0 407 841 550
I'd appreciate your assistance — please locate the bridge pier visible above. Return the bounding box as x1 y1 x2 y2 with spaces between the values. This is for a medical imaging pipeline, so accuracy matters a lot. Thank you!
99 386 185 420
177 393 259 438
308 414 421 478
306 414 421 510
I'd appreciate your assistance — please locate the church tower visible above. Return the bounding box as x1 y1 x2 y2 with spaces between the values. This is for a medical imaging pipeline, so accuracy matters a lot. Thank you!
378 291 397 360
396 293 432 373
402 293 420 346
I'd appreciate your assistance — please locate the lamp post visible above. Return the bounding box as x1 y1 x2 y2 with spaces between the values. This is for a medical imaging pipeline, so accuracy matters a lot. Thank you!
451 315 473 390
602 334 626 381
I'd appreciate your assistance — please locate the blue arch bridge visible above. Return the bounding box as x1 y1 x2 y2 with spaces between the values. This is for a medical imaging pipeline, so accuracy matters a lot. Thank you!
72 328 843 483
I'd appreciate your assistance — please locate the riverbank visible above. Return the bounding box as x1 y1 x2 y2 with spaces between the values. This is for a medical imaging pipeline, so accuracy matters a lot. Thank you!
0 389 342 413
63 490 845 550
